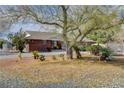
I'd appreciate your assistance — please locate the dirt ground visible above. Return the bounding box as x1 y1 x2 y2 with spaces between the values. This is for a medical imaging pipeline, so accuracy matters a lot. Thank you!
0 56 124 88
0 57 32 68
0 56 62 68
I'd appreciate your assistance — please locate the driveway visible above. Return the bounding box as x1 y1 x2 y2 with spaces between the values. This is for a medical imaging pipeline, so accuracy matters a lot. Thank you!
0 50 66 60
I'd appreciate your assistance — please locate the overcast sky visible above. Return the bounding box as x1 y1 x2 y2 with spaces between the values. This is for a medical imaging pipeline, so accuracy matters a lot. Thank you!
0 5 124 40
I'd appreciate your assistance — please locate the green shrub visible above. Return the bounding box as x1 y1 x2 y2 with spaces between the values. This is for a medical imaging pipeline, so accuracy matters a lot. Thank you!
32 51 39 59
79 47 86 51
86 45 102 55
39 55 45 61
100 48 112 61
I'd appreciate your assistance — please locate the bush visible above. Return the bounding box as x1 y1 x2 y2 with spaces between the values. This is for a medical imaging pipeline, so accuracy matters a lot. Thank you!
39 55 45 61
32 51 39 59
86 45 112 61
86 45 102 55
79 47 86 51
100 48 112 61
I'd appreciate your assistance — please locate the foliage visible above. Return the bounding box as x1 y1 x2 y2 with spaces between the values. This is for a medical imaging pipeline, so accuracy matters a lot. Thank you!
87 26 121 44
0 40 4 49
78 47 86 51
32 51 45 61
32 51 39 59
100 48 112 61
39 55 45 61
86 45 103 55
8 29 27 52
87 44 112 61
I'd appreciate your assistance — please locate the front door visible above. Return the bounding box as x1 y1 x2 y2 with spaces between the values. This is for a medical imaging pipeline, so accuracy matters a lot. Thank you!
52 41 62 49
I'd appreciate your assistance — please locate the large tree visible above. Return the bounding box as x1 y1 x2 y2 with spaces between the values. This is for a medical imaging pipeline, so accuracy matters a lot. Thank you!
65 6 124 58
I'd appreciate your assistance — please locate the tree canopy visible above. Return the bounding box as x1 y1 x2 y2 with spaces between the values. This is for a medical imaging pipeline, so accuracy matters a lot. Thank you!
8 29 27 52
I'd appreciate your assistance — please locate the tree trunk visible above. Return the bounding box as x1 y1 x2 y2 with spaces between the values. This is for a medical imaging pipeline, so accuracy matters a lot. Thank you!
66 45 73 60
75 48 81 59
73 46 81 59
61 6 73 60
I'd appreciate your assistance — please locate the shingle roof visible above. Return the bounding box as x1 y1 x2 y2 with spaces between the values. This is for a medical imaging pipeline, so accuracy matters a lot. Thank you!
25 31 63 41
25 31 95 42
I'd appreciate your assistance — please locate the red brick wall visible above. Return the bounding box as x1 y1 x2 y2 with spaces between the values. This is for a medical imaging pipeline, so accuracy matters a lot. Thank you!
28 39 52 52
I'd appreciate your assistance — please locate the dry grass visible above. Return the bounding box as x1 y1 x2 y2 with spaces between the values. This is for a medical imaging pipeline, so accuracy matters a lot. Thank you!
0 55 124 88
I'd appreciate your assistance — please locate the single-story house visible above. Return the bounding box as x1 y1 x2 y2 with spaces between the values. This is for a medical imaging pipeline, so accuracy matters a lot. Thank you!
24 31 64 52
24 31 96 52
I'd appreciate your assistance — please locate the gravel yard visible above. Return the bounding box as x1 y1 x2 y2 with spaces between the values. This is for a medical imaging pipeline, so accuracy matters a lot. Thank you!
0 56 124 88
